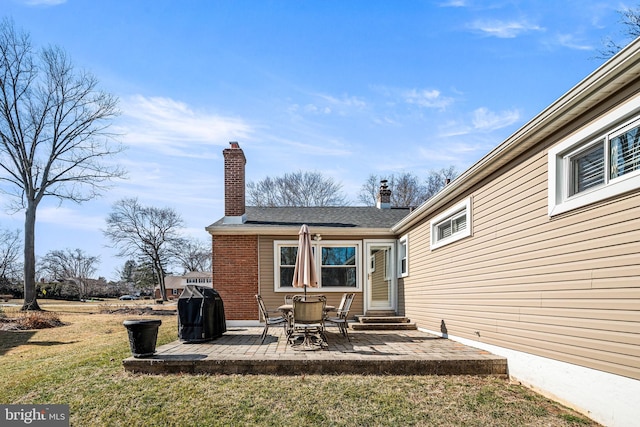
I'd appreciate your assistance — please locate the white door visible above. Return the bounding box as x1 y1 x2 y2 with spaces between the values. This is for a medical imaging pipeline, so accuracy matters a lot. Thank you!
364 241 396 312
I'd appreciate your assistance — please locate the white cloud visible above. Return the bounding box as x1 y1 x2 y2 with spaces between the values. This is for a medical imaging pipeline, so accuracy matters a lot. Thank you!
20 0 66 5
468 19 544 38
372 116 401 126
287 93 366 117
403 88 454 110
472 107 520 131
418 142 482 164
262 135 352 157
38 206 104 231
317 93 367 109
304 104 332 114
553 33 593 51
117 95 254 156
436 107 520 137
438 120 472 138
438 0 467 7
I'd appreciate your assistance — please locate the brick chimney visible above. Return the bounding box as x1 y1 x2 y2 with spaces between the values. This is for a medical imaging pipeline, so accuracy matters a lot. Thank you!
376 179 391 209
223 142 247 224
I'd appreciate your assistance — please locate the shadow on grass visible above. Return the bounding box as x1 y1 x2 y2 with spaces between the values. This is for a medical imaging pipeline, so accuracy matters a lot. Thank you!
0 330 36 356
0 330 78 356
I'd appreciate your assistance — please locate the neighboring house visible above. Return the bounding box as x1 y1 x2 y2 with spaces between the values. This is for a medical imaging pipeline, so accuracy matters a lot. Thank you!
154 271 212 300
207 39 640 427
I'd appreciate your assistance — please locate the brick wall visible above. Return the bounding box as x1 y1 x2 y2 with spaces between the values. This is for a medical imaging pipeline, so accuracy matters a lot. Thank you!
223 143 246 218
211 234 258 320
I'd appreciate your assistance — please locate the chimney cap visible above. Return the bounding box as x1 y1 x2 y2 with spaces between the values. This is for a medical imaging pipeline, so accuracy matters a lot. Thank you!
229 141 240 149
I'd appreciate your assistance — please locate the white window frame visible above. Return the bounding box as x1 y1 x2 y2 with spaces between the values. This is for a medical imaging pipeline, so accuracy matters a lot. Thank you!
548 94 640 216
430 197 472 250
186 277 212 284
397 234 408 278
273 240 362 292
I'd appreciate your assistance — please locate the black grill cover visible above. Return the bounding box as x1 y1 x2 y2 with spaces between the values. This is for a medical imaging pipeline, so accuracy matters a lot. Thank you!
178 285 226 342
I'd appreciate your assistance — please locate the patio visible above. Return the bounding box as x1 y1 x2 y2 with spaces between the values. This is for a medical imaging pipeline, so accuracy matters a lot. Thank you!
123 326 508 376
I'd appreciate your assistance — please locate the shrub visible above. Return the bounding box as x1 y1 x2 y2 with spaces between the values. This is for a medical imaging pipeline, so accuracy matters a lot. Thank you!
17 311 65 329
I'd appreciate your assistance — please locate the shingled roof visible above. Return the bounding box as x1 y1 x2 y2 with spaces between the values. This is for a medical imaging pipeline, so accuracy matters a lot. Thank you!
207 206 411 235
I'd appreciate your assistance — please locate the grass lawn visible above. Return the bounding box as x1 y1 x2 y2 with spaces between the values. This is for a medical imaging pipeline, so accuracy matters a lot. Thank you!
0 299 600 427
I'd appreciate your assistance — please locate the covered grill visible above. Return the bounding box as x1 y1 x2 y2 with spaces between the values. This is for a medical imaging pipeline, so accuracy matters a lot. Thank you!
178 285 226 342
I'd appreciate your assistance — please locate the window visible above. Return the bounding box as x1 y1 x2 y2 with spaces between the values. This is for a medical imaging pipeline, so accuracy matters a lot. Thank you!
610 121 640 179
273 241 361 291
397 234 408 277
548 95 640 216
277 246 298 288
566 121 640 197
186 277 212 284
430 198 472 250
569 141 605 196
320 246 356 287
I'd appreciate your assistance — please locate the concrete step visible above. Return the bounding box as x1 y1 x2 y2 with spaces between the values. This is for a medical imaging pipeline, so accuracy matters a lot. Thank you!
364 310 396 317
356 316 411 324
350 322 418 331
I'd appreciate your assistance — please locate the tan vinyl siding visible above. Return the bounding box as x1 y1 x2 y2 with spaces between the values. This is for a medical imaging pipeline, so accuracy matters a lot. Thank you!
257 236 364 320
403 146 640 381
371 250 388 301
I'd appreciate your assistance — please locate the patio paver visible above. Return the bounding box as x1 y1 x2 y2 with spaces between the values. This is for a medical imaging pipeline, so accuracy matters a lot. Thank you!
123 327 508 376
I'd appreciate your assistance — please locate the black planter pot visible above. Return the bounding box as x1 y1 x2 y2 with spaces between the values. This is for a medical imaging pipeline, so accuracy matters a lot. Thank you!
123 319 162 358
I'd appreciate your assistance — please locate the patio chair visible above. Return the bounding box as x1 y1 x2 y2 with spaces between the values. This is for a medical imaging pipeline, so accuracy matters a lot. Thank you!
284 294 294 305
256 294 288 343
290 295 327 350
325 292 355 341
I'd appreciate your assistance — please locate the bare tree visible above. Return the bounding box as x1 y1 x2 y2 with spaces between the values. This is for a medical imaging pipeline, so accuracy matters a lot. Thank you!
599 5 640 59
247 170 348 207
104 198 185 301
359 172 427 207
0 19 124 310
424 166 458 199
358 167 458 207
358 174 380 207
40 248 99 300
173 239 211 273
389 172 428 207
0 228 21 293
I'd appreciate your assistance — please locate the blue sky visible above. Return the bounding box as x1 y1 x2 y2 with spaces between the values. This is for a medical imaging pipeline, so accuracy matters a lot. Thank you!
0 0 630 280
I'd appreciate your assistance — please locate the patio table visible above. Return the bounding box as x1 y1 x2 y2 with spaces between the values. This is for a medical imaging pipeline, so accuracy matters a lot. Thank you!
277 304 335 315
278 304 334 350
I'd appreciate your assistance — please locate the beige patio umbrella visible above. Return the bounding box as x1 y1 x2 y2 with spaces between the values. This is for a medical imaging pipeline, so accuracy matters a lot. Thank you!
292 224 318 299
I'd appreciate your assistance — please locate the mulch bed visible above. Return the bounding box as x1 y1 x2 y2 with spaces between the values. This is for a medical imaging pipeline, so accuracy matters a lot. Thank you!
0 313 66 331
100 306 177 316
0 305 176 331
